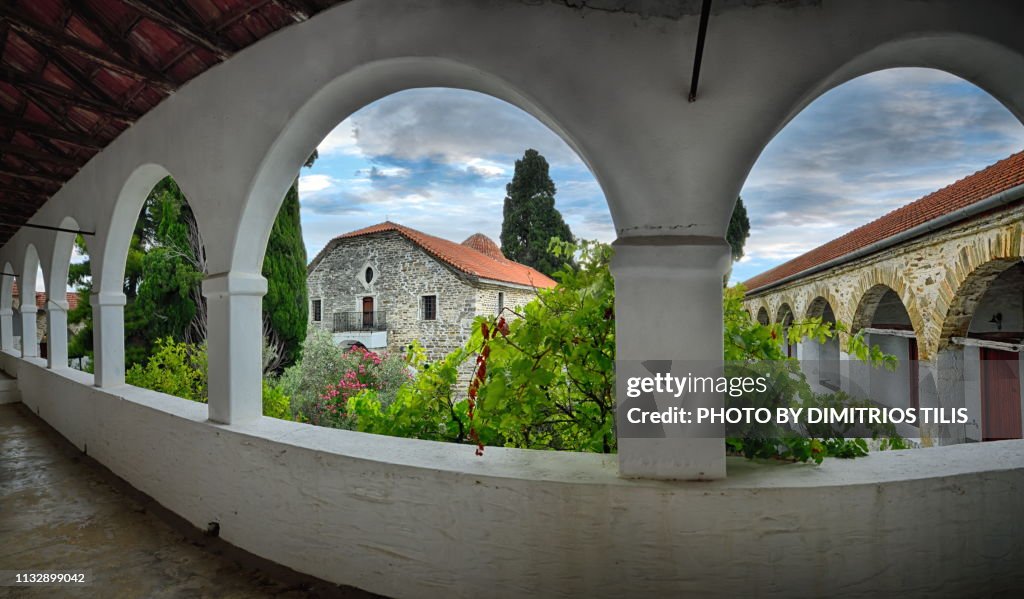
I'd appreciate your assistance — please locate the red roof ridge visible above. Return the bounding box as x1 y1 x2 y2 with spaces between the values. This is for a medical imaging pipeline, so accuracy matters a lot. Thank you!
743 150 1024 294
310 222 557 289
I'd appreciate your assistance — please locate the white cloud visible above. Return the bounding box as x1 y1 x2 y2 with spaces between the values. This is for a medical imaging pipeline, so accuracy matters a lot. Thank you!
298 174 339 194
316 123 362 156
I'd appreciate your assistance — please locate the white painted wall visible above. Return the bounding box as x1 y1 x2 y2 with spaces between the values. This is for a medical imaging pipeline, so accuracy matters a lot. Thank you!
8 358 1024 597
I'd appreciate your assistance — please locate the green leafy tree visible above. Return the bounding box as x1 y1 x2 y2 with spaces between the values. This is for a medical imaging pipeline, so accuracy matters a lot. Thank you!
262 150 317 370
500 149 574 275
68 177 204 367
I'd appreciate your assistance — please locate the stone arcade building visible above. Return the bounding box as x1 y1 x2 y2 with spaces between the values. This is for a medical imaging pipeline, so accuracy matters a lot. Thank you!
306 222 555 361
744 151 1024 445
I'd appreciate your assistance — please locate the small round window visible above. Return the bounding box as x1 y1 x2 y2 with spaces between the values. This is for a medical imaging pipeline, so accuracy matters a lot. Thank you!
365 266 374 283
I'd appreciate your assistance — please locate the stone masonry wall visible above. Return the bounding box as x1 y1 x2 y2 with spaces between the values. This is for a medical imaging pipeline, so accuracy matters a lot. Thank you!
307 231 478 363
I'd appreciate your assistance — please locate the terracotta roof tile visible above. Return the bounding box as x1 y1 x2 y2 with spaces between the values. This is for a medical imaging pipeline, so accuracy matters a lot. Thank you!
311 222 557 289
462 233 505 260
10 282 81 311
744 150 1024 293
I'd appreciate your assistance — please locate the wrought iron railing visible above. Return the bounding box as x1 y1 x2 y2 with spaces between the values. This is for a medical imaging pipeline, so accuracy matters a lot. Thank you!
333 311 387 332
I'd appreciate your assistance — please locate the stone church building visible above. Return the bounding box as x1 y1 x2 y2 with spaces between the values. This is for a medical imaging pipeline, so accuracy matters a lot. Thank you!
306 221 556 362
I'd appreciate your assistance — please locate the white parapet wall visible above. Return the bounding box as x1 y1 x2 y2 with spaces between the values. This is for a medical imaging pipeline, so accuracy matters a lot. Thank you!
9 356 1024 598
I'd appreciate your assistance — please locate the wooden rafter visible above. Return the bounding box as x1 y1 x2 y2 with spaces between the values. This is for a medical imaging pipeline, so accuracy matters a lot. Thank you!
0 114 104 149
213 0 275 32
0 67 137 121
0 167 65 185
0 141 83 167
119 0 235 59
0 6 175 91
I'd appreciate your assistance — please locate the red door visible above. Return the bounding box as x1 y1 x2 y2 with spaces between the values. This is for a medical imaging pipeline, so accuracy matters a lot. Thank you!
362 297 374 328
980 348 1022 440
908 338 919 411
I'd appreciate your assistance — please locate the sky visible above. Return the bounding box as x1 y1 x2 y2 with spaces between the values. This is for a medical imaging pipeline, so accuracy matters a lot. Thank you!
298 68 1023 284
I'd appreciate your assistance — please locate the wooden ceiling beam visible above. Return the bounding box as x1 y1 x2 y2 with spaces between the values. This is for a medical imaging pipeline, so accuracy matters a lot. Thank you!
0 67 136 122
0 113 104 150
0 141 83 167
119 0 234 60
213 0 275 32
0 182 55 198
0 7 175 91
0 167 65 185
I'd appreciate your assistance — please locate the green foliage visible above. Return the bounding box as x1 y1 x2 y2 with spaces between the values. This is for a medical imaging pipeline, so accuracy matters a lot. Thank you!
126 337 292 419
281 328 408 427
500 149 575 275
262 380 292 420
350 240 616 452
262 181 309 369
349 243 903 464
125 337 208 402
727 197 751 262
68 177 204 367
348 340 475 442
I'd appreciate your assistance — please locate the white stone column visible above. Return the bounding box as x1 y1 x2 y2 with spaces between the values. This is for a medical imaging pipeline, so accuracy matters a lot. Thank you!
203 272 267 424
20 305 37 358
92 291 126 387
47 300 69 369
611 236 730 480
0 308 12 351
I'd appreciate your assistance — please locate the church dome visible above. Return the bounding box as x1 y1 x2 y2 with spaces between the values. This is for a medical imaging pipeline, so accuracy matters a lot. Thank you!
462 233 504 260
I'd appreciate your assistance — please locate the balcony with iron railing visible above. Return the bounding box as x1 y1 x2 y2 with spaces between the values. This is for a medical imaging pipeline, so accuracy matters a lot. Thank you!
333 311 387 333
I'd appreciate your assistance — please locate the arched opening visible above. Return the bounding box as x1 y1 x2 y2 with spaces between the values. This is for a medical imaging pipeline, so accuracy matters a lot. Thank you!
756 306 769 326
92 172 209 402
18 244 42 358
738 64 1024 447
775 303 796 357
244 83 613 448
45 217 86 370
805 296 840 391
939 260 1024 441
851 285 919 412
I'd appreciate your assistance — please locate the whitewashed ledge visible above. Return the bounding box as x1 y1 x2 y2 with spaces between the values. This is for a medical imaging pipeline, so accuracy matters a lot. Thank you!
6 355 1023 598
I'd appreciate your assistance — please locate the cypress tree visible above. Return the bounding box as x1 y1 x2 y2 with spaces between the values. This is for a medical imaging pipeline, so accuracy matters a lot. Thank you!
727 196 751 262
500 149 574 275
261 151 317 368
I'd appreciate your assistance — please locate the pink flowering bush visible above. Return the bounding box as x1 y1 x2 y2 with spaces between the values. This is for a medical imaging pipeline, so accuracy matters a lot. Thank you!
277 329 411 428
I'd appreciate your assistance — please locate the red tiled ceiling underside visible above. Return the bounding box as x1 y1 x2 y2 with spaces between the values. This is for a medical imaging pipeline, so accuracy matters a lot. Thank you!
0 0 348 247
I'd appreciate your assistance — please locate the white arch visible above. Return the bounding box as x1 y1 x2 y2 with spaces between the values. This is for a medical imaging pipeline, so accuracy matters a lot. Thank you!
233 56 608 275
48 217 83 300
98 164 172 295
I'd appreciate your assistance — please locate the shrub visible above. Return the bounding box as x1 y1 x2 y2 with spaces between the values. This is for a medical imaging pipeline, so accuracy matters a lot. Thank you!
128 337 292 420
285 329 409 427
262 380 291 420
126 337 207 402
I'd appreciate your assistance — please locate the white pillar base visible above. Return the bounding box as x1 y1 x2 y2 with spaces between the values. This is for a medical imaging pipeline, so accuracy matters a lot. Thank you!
47 301 69 369
92 292 127 387
203 272 267 425
611 236 730 480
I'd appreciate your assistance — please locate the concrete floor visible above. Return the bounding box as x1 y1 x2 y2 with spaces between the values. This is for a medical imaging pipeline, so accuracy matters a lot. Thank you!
0 402 378 598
